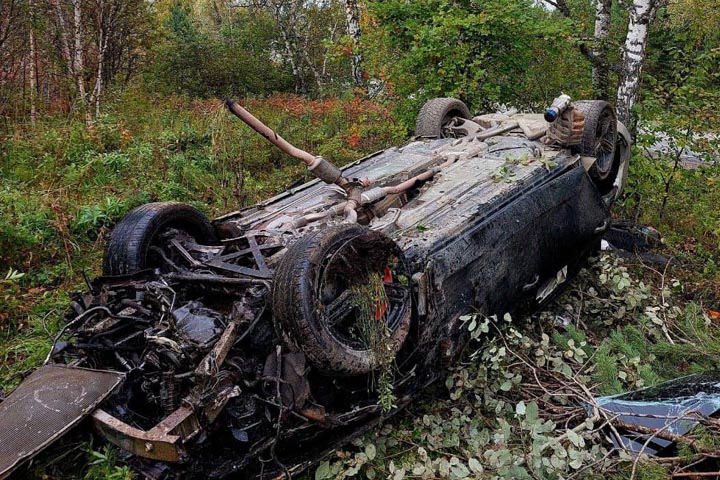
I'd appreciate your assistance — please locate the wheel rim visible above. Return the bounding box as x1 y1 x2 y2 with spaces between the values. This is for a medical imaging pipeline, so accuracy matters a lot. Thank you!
593 110 617 177
440 109 466 138
317 232 410 355
147 228 197 272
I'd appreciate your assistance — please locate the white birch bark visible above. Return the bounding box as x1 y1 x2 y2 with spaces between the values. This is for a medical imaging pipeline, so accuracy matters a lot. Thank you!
592 0 611 100
322 18 341 79
271 1 303 93
298 21 323 94
280 25 302 92
29 20 37 125
52 0 74 76
91 0 108 118
92 31 107 118
72 0 91 124
616 0 666 127
344 0 364 87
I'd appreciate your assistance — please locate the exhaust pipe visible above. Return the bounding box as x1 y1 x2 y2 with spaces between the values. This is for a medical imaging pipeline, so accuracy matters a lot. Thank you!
224 99 345 185
225 99 363 223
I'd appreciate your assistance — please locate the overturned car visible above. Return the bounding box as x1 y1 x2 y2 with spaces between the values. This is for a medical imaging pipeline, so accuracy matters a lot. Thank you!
0 96 631 478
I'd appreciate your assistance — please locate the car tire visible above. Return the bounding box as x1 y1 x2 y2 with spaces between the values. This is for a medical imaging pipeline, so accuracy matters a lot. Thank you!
572 100 618 189
103 202 218 275
415 98 472 138
272 224 412 376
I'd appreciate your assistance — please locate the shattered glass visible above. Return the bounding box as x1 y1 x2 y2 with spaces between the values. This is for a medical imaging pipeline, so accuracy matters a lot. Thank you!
596 373 720 455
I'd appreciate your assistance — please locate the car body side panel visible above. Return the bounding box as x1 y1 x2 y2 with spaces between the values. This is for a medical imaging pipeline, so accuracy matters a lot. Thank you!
407 167 608 365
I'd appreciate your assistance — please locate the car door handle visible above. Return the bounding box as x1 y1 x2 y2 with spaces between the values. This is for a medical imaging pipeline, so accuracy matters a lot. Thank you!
523 274 540 291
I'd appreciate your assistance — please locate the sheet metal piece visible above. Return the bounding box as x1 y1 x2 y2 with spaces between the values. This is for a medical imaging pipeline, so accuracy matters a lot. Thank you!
0 365 124 478
91 407 193 462
596 373 720 455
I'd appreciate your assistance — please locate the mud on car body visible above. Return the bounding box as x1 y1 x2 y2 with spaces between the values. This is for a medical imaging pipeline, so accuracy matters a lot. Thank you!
0 96 631 479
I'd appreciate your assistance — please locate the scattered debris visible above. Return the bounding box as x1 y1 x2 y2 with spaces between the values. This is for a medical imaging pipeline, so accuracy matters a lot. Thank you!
597 373 720 456
603 221 670 266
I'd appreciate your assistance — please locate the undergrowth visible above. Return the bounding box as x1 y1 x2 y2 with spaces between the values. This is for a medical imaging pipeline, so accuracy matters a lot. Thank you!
351 272 397 412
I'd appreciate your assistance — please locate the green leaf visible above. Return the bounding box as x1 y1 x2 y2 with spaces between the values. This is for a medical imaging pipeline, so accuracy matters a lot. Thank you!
315 461 331 480
525 401 539 423
468 457 483 473
365 443 377 461
450 463 470 479
468 318 477 331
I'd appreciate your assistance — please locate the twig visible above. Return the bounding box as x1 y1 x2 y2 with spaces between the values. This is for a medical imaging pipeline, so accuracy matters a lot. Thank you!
625 413 698 480
612 418 698 448
567 447 617 479
672 473 720 478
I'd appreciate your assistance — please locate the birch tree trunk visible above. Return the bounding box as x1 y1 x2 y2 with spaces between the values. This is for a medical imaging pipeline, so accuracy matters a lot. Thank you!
271 1 304 94
592 0 612 100
298 23 323 95
53 0 74 76
91 0 109 118
344 0 364 87
616 0 666 129
92 31 107 118
72 0 92 124
279 25 303 93
29 21 37 125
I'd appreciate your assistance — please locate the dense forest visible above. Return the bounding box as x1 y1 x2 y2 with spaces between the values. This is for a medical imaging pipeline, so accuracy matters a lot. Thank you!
1 0 719 478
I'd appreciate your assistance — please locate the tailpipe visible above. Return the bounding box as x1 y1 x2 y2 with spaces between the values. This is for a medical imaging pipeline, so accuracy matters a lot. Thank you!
225 99 361 222
224 99 344 185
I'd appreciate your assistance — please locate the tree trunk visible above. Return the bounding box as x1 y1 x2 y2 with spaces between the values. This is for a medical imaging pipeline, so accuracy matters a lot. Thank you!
72 0 91 124
0 0 19 57
592 0 612 100
271 1 304 94
91 0 108 118
280 26 303 93
29 19 37 125
92 33 106 118
298 23 323 95
616 0 666 130
344 0 364 87
53 0 74 76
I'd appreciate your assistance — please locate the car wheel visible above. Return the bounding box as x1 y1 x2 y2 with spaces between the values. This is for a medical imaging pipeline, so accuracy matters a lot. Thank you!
415 97 472 138
103 202 218 275
572 100 618 189
272 224 412 376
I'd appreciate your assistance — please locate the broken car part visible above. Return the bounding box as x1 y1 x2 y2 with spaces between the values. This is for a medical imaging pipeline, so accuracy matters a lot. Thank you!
0 366 124 479
596 373 720 456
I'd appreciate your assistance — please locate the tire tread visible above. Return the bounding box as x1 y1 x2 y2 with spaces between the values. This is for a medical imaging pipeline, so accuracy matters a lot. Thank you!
415 98 471 138
102 202 217 275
